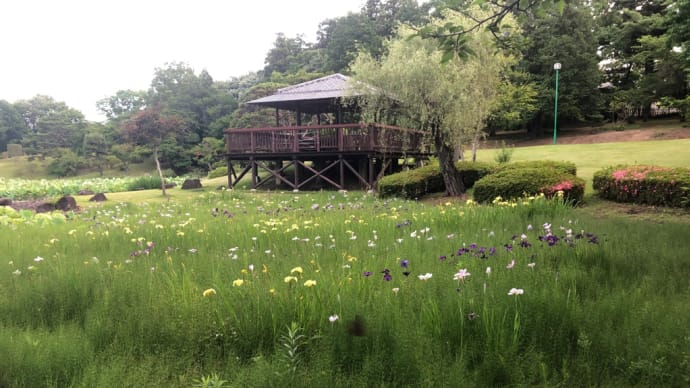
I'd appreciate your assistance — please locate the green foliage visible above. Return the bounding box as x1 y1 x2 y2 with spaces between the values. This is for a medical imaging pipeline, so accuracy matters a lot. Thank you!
192 137 226 172
593 165 690 208
352 8 516 195
473 163 585 203
521 1 604 125
378 164 445 199
46 148 87 177
377 161 494 198
0 100 26 153
125 175 174 191
14 95 87 157
494 141 514 164
192 373 229 388
207 166 228 179
159 137 193 176
6 143 23 158
0 325 95 387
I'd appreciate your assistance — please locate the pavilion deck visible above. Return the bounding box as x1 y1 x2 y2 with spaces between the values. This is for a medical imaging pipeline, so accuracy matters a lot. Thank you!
226 123 428 157
224 124 431 190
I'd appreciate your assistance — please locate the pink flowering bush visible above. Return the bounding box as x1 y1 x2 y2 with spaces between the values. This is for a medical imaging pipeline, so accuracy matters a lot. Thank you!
593 165 690 207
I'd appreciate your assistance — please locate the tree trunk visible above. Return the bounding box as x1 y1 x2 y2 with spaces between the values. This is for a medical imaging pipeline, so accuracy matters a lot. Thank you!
453 143 464 161
154 147 167 197
434 128 465 196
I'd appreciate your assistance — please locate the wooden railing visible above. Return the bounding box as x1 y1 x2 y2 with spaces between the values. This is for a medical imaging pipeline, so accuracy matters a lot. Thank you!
225 124 428 155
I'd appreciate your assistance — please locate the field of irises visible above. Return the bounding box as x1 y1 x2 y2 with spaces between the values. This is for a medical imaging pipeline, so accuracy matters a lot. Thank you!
1 189 689 387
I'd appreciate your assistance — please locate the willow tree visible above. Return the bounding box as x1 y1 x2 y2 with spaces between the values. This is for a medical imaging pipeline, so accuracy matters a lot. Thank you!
351 9 515 196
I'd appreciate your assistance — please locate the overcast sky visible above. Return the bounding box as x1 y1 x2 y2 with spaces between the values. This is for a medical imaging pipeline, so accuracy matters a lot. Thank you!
0 0 368 121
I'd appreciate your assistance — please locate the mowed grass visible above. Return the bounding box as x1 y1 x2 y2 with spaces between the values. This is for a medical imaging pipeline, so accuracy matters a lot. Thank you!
478 139 690 190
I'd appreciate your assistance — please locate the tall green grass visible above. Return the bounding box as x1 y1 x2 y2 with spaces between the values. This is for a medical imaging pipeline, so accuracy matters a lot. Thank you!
1 191 688 386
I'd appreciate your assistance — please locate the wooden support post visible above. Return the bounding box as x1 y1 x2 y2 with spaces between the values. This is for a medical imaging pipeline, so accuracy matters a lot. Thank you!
230 157 237 188
251 158 258 188
275 160 283 185
293 156 299 189
368 155 375 188
339 154 345 188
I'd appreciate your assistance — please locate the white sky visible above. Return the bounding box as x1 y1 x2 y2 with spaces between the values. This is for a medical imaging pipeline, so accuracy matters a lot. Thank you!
0 0 367 121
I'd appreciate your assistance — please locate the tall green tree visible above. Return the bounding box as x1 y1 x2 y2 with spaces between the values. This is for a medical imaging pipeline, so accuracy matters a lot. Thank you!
519 1 603 129
666 0 690 68
263 34 324 76
82 123 110 176
0 100 26 153
352 9 515 195
149 62 236 140
596 0 685 120
13 95 87 156
317 0 427 73
96 89 147 122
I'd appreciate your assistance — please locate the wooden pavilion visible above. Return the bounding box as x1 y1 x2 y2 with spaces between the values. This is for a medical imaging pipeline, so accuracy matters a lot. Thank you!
224 74 430 190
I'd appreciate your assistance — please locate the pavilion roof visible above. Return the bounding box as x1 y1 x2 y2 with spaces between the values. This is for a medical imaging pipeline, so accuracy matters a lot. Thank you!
246 73 362 113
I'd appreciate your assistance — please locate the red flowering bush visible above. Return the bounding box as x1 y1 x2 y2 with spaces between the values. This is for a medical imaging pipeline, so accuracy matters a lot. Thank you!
593 165 690 207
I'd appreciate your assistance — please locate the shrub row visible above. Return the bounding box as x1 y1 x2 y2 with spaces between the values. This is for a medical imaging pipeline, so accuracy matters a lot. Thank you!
593 165 690 208
377 161 493 199
473 166 585 204
377 160 578 200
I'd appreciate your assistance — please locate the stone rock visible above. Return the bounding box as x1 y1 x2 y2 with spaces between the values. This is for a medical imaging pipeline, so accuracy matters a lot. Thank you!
78 189 95 195
181 178 202 190
0 197 12 206
55 195 78 211
89 193 107 202
164 182 177 189
35 202 56 213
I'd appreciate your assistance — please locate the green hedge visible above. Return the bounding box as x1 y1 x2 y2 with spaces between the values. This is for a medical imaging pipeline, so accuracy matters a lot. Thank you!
473 167 585 204
377 161 494 199
494 160 577 175
593 165 690 208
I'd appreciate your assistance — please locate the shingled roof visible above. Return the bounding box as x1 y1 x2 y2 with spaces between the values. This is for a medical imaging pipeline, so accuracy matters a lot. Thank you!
246 73 362 114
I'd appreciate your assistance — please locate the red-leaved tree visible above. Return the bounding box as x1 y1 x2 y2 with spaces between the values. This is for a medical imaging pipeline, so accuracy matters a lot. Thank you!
124 107 186 196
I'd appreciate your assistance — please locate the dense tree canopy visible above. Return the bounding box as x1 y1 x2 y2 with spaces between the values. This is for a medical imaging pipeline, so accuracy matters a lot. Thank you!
0 100 26 153
13 95 87 157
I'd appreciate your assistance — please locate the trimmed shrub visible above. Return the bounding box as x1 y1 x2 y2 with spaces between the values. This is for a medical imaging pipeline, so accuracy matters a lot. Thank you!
378 164 444 199
494 160 577 176
377 161 494 199
457 161 495 188
473 167 585 204
208 166 228 179
593 165 690 208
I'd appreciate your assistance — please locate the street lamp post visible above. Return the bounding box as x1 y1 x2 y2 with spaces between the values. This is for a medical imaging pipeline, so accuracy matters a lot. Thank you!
553 62 561 145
